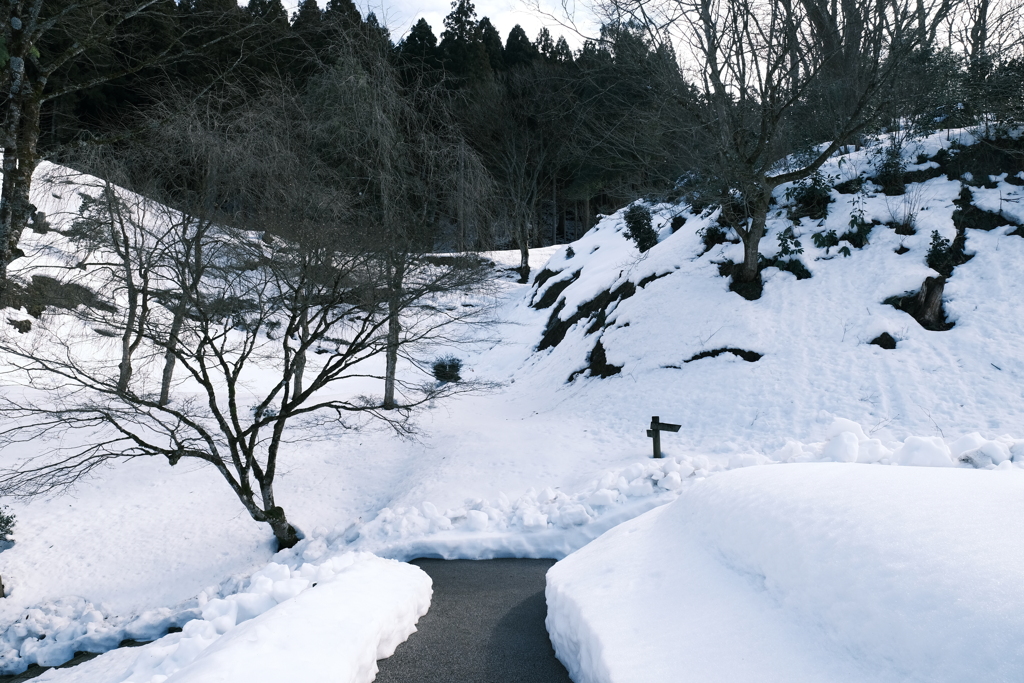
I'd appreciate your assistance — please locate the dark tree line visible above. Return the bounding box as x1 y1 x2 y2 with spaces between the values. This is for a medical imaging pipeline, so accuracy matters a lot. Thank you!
3 0 1023 292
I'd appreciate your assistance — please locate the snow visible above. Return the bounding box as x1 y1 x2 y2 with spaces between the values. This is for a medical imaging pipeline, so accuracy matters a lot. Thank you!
35 553 430 683
546 463 1024 683
0 127 1023 679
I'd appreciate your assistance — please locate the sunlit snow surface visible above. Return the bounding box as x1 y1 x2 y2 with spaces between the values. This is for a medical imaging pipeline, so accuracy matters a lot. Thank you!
547 463 1024 683
1 128 1022 679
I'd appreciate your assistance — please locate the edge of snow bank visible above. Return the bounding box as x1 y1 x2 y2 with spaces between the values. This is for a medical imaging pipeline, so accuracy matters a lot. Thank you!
546 463 1024 683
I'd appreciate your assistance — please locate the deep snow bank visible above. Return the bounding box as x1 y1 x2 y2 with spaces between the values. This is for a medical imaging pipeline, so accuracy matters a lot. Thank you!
33 553 430 683
546 463 1024 683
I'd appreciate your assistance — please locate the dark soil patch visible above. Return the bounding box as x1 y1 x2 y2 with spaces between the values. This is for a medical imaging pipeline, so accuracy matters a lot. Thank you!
537 280 636 352
895 245 910 254
902 166 945 184
870 332 897 349
952 186 1020 232
531 270 581 310
532 268 558 290
931 137 1024 183
540 269 667 348
834 177 864 194
6 318 31 333
637 271 670 288
569 339 622 381
684 347 762 363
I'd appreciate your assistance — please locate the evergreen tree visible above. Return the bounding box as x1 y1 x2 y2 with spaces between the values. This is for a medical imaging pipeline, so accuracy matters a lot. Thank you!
504 25 537 69
324 0 361 31
363 12 392 49
551 37 574 65
535 28 555 60
477 18 505 73
246 0 288 26
399 18 440 67
439 0 490 81
291 0 322 33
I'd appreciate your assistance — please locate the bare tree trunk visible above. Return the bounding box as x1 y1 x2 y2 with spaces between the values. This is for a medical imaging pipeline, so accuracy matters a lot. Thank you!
117 286 138 394
735 189 772 283
263 506 300 549
159 298 185 406
551 177 557 244
292 305 308 398
915 276 947 329
969 0 990 66
458 141 466 252
383 257 405 409
0 92 40 298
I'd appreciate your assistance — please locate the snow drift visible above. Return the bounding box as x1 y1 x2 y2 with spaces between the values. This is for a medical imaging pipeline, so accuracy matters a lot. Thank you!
546 463 1024 683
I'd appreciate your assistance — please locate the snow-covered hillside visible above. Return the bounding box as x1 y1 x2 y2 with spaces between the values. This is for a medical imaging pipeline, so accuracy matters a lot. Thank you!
0 127 1022 681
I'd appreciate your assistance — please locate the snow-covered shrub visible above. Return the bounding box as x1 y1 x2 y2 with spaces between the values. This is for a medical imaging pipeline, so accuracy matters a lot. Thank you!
927 230 956 277
776 226 803 256
875 144 907 195
0 506 13 544
698 224 729 253
432 355 462 383
623 204 657 252
785 172 834 220
811 229 839 253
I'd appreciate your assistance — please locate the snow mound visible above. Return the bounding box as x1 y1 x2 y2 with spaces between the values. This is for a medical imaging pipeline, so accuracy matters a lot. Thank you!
129 553 429 683
351 456 701 560
32 552 429 683
546 463 1024 683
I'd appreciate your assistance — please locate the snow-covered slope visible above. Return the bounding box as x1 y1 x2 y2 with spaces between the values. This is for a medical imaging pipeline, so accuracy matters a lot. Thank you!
0 128 1022 679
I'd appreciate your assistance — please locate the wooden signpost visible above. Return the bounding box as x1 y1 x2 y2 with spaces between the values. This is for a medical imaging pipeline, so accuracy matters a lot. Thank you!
646 416 680 459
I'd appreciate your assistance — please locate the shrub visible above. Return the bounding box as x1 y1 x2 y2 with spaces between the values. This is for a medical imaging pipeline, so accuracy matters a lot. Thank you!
698 224 729 253
776 226 803 256
623 204 658 252
432 355 462 383
785 172 834 220
812 229 839 253
926 230 955 277
841 218 873 249
773 257 813 279
875 144 907 195
0 506 15 544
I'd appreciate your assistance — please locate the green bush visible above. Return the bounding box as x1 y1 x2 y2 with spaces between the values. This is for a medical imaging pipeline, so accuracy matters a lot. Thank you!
812 229 839 253
698 224 729 253
926 230 956 277
432 355 462 383
785 172 834 220
875 144 907 195
0 506 15 544
623 204 658 253
776 226 803 256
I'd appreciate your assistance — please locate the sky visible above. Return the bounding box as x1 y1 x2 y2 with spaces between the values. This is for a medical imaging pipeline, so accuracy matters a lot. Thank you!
279 0 600 47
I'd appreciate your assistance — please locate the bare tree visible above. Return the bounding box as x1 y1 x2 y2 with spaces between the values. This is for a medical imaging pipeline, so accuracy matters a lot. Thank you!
0 75 486 549
308 40 497 408
595 0 948 292
0 0 257 300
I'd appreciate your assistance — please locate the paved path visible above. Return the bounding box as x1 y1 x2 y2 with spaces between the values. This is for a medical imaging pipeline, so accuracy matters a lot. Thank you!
374 558 573 683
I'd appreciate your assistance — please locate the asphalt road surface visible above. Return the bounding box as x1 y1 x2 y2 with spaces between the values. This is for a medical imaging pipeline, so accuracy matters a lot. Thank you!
374 558 574 683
